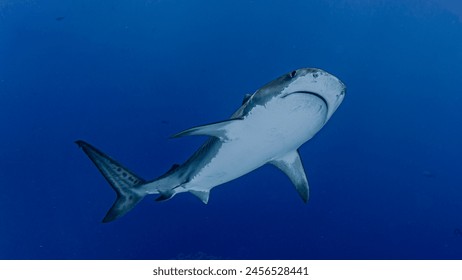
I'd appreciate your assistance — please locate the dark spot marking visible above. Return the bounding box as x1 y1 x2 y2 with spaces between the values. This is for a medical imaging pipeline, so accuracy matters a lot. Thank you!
313 73 319 78
122 172 127 177
117 168 121 172
289 70 297 78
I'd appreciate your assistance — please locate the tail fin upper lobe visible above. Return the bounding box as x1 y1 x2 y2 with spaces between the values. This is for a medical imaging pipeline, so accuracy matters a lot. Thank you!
76 140 146 223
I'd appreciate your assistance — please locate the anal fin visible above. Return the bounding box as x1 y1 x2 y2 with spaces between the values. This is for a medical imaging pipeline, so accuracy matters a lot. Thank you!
155 190 176 202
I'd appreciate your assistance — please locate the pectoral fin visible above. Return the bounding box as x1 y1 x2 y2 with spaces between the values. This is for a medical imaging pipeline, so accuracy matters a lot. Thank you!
171 118 243 141
189 190 210 204
269 150 309 202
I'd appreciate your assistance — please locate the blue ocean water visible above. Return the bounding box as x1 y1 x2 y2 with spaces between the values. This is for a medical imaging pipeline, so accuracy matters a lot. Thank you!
1 0 462 259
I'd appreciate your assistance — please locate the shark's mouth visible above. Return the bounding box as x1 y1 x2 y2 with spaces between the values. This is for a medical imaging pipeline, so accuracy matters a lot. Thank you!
281 91 329 112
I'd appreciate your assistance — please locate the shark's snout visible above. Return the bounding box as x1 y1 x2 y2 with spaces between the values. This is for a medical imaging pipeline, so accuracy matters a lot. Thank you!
339 86 346 98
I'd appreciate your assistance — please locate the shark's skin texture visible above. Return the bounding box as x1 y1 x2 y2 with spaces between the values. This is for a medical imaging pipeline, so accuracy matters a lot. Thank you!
76 68 346 222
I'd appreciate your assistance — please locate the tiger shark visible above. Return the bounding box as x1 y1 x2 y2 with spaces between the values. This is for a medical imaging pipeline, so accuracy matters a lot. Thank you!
76 68 346 223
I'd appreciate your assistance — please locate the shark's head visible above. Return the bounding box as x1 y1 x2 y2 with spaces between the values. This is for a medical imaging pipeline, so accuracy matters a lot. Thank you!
252 68 346 122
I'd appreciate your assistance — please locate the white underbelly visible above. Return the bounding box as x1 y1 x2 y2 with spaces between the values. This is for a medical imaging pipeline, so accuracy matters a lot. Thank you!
187 94 327 190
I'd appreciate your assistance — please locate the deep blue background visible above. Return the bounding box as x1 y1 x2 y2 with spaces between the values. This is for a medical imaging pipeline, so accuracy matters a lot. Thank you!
1 0 462 259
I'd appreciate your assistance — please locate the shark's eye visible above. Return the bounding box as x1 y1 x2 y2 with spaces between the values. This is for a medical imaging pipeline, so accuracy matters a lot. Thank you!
290 70 297 78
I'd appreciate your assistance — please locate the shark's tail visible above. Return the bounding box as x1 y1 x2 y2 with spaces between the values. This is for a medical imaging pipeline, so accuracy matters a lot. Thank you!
75 140 147 223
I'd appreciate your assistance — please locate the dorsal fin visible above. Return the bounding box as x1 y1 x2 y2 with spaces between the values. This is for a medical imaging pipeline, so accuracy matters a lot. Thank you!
242 93 252 105
166 163 180 174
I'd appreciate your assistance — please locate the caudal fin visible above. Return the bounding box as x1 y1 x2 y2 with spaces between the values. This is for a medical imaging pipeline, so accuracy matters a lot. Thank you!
75 140 146 223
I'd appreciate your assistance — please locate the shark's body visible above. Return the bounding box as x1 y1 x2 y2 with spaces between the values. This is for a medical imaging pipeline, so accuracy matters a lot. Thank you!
77 68 345 222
